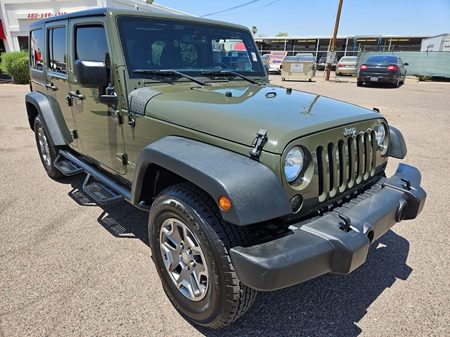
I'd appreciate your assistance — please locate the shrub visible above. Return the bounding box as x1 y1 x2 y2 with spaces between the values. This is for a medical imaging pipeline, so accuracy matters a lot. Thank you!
9 57 30 84
0 51 27 75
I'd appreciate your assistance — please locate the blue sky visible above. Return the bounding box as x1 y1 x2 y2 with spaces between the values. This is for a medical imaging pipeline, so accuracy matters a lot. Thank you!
155 0 450 37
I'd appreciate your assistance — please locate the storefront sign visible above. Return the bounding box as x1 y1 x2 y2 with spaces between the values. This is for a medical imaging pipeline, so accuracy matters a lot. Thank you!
27 12 67 19
269 51 287 65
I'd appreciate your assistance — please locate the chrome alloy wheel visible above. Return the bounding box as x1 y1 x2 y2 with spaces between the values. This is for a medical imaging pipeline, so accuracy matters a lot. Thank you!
160 218 209 301
37 126 51 167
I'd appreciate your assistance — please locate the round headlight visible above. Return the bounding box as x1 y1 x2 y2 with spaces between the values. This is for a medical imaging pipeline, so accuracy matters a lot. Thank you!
284 147 305 183
375 124 386 146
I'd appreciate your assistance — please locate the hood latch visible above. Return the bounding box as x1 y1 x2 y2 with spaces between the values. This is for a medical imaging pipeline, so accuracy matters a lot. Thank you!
249 129 268 160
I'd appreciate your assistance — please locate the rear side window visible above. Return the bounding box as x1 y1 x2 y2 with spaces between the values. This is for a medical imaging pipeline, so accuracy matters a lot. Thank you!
75 26 108 62
48 26 67 74
30 29 44 70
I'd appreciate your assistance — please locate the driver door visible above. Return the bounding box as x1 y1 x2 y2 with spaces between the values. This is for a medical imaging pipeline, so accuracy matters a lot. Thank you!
68 18 126 174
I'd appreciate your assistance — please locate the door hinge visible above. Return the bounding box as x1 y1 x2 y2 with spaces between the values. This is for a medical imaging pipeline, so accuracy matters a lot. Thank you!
249 129 268 160
121 153 128 166
72 129 79 139
109 109 123 124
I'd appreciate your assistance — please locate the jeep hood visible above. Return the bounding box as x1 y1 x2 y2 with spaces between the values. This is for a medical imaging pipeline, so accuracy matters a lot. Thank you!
145 84 380 154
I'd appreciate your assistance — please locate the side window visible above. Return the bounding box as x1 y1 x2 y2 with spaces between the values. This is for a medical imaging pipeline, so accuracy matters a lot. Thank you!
48 26 67 74
214 39 252 71
30 29 44 70
75 26 108 62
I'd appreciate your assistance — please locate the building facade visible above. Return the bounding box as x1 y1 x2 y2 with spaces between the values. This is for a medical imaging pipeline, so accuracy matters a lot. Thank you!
255 35 429 61
0 0 184 53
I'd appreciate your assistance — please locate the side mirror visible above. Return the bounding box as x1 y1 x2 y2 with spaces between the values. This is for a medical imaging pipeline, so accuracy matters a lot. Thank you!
74 60 107 88
404 63 409 66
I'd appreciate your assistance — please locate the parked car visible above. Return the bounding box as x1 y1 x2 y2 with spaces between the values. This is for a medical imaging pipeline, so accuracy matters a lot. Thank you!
268 62 282 73
335 56 358 76
26 8 426 329
357 55 408 87
316 54 337 70
316 55 327 70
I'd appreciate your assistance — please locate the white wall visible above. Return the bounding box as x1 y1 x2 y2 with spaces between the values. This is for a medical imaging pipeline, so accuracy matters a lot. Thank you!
0 0 186 52
420 34 450 52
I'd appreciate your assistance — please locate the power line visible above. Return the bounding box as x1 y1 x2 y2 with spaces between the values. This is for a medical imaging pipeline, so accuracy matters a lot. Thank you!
212 0 282 17
256 0 281 10
200 0 263 17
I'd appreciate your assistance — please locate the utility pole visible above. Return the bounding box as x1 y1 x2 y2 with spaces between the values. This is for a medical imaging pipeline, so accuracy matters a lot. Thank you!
325 0 344 81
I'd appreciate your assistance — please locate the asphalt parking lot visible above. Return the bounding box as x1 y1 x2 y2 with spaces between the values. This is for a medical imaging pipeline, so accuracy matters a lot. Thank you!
1 74 449 337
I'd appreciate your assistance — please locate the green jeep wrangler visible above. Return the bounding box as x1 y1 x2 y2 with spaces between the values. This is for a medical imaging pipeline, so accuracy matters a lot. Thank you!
25 8 426 329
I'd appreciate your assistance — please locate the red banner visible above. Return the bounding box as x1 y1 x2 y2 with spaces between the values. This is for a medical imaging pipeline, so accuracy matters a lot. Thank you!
0 20 6 40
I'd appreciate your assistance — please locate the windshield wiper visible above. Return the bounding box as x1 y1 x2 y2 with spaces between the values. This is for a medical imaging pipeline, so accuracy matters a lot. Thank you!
133 69 206 86
201 70 259 85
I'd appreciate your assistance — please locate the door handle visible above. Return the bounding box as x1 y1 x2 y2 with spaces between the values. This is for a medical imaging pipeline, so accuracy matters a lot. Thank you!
45 83 58 91
68 91 85 100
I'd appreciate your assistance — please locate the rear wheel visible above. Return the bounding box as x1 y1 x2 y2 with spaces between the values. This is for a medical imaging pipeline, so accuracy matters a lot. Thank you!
357 80 363 87
149 183 257 329
34 116 64 179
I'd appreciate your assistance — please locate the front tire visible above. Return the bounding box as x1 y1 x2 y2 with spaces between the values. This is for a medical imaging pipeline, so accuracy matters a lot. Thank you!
149 183 257 329
34 116 64 179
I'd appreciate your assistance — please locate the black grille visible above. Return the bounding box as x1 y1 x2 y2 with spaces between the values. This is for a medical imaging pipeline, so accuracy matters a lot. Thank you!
316 130 377 201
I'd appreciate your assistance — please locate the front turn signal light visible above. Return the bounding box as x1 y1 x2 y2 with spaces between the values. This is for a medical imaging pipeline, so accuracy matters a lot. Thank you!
218 196 232 212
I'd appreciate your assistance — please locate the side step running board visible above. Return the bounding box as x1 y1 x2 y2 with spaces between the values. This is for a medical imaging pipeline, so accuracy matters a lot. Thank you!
82 174 124 205
57 150 131 205
54 154 83 176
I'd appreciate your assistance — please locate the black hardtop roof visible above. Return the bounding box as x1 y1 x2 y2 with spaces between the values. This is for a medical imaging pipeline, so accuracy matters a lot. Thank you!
30 8 107 27
29 7 247 31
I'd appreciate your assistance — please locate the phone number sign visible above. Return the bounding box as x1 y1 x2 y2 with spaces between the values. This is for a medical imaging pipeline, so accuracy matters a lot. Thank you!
27 12 67 19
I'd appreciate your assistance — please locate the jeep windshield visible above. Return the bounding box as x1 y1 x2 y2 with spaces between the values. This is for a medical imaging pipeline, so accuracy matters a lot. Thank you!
117 16 265 81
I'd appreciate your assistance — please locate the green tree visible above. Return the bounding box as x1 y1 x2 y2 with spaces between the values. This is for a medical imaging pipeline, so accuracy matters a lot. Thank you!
251 26 258 36
275 32 288 37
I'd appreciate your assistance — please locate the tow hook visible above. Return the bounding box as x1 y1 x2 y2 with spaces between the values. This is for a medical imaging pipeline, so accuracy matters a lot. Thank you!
401 178 411 190
338 214 352 232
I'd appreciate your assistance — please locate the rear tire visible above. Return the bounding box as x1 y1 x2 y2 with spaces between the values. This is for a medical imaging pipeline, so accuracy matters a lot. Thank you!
357 81 363 87
34 116 64 179
149 183 257 329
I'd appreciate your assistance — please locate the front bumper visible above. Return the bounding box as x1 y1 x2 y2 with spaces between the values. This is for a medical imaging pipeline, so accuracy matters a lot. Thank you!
230 164 426 291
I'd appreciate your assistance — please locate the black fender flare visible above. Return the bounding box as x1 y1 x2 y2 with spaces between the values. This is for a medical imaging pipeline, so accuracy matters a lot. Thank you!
25 91 72 146
388 126 407 159
131 136 292 226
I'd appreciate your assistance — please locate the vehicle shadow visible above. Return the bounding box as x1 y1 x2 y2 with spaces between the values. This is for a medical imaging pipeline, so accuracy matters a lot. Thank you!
361 82 405 89
65 175 149 244
200 230 411 337
62 175 412 337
